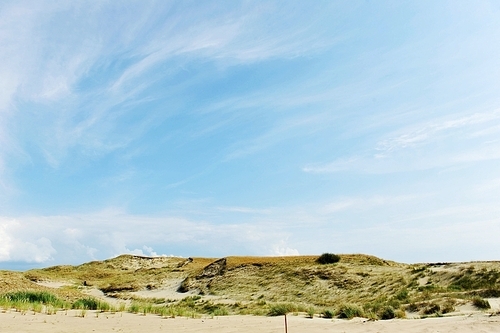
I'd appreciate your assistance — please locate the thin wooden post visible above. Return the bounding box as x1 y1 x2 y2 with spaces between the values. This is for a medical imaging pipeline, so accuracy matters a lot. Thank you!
284 313 288 333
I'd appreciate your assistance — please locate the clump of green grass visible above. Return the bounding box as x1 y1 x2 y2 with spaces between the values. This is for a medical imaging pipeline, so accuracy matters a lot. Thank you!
471 296 490 309
379 306 395 320
394 309 406 319
72 297 110 311
422 302 441 315
337 304 364 319
2 291 60 305
0 291 71 313
268 303 297 316
321 309 335 318
394 289 409 301
212 306 229 316
118 302 126 312
128 302 141 314
32 303 43 313
45 305 57 315
441 298 456 314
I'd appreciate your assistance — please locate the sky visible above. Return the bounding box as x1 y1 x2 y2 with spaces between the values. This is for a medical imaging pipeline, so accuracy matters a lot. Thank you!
1 1 500 270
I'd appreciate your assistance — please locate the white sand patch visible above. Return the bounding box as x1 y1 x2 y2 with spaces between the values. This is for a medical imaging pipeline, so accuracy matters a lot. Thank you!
130 279 195 300
35 281 72 288
82 288 129 307
486 298 500 310
417 276 429 286
131 288 195 300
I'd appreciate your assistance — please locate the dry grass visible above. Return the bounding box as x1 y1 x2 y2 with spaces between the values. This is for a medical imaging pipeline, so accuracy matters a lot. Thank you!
0 254 498 320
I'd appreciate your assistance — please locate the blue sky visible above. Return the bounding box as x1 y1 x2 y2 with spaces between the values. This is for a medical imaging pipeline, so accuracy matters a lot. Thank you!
1 1 500 269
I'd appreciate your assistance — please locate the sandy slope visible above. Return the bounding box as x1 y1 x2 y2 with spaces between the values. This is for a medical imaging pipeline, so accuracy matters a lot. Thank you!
1 311 499 333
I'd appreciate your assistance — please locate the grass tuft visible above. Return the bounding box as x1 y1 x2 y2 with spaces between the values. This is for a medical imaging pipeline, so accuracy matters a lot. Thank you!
337 304 364 319
268 303 297 316
472 296 490 309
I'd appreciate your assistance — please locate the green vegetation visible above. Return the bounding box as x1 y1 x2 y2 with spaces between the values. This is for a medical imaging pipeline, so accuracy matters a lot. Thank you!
73 297 110 311
306 306 315 318
337 304 364 319
0 291 115 315
471 296 490 309
379 305 395 320
268 303 298 316
0 254 498 320
321 309 335 318
317 253 341 264
0 291 70 313
2 291 60 305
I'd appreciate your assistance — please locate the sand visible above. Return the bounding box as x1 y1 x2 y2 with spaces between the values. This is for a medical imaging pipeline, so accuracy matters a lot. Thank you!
1 311 500 333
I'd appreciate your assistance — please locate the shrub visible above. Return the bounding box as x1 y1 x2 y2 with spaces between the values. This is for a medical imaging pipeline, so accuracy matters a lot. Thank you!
472 297 490 309
128 302 141 314
268 303 297 316
213 307 229 316
72 298 109 310
422 303 441 315
379 306 395 320
394 309 406 319
394 289 409 301
306 306 315 318
441 298 456 314
337 304 364 319
478 289 500 298
322 309 335 318
3 291 60 305
32 303 43 313
317 253 341 265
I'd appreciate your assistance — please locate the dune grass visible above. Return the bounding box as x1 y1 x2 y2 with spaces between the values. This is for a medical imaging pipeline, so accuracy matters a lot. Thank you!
0 254 497 320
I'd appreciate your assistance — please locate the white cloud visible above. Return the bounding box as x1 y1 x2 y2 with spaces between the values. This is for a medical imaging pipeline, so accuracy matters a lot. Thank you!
1 192 500 266
0 1 337 179
216 206 271 214
271 240 300 256
0 210 300 265
123 246 159 257
376 110 500 153
303 157 359 174
304 109 500 174
0 219 56 263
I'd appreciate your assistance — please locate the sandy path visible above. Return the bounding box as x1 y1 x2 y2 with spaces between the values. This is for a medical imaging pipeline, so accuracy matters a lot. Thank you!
1 311 500 333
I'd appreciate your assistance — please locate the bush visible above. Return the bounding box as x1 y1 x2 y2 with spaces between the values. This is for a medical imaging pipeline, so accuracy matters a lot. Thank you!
478 289 500 298
268 303 297 316
2 291 60 305
128 302 141 314
72 298 109 310
422 303 441 315
322 309 335 318
337 304 364 319
212 306 229 316
394 309 406 319
317 253 341 265
379 306 395 320
394 289 409 301
441 298 456 314
472 297 490 309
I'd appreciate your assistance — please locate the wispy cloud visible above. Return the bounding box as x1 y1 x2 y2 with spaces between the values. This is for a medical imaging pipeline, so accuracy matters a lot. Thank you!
376 110 500 153
0 1 338 177
1 2 500 267
216 206 272 214
304 110 500 174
